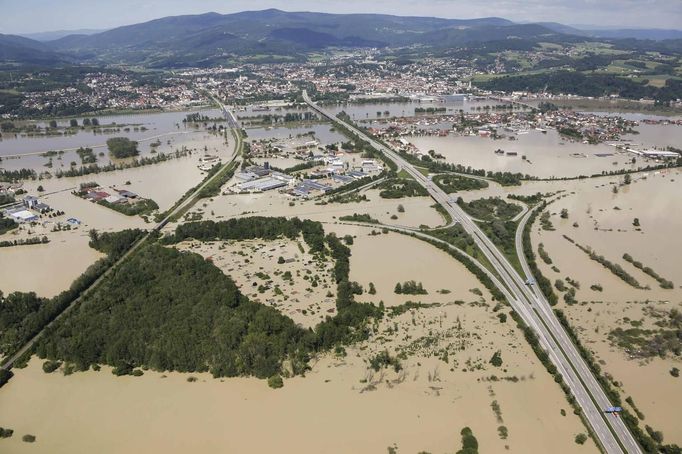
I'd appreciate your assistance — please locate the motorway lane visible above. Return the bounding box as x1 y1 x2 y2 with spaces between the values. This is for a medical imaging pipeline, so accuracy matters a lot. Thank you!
304 91 639 454
516 206 643 454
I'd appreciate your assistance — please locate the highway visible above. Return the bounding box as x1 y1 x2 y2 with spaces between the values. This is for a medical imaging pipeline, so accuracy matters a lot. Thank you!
516 205 643 454
303 90 641 454
1 99 241 372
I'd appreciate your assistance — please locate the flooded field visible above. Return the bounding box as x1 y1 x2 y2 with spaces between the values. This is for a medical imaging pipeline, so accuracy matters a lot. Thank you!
342 226 485 307
245 122 346 144
0 151 221 298
182 188 445 232
530 171 682 444
622 123 682 149
0 230 103 298
175 238 337 329
0 110 227 171
0 224 595 453
409 129 641 178
323 98 517 121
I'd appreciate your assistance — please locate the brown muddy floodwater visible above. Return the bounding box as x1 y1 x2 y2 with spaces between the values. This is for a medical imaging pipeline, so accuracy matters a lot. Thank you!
409 129 646 179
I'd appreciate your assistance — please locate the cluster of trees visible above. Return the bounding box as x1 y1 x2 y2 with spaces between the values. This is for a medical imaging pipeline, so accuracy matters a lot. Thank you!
414 106 446 114
377 178 428 198
609 309 682 360
0 168 37 182
165 217 327 253
37 243 313 378
457 427 479 454
394 280 427 295
89 229 145 256
198 161 237 199
568 238 644 289
622 253 674 289
369 350 402 372
0 236 49 248
537 101 559 113
98 198 158 217
522 206 559 305
76 147 96 164
0 193 15 205
432 174 488 193
507 192 546 205
478 220 517 265
184 113 218 123
325 173 385 197
489 350 503 367
456 196 522 221
271 160 324 175
338 213 380 224
106 137 140 159
558 126 583 140
429 224 478 257
0 214 18 235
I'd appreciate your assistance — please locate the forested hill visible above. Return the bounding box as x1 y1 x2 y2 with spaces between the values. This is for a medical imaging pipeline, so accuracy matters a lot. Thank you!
38 10 563 66
0 34 67 65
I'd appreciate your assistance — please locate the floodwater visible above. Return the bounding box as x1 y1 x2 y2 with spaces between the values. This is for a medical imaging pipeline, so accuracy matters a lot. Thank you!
188 189 445 231
323 98 520 121
0 231 103 298
0 109 223 155
175 238 337 329
0 219 596 454
344 227 487 307
530 171 682 444
534 169 682 302
0 109 225 171
622 123 681 149
410 129 646 178
246 122 347 144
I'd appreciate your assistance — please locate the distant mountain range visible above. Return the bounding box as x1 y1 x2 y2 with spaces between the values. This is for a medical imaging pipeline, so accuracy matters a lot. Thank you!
20 29 106 42
0 34 69 65
1 9 680 68
535 23 682 41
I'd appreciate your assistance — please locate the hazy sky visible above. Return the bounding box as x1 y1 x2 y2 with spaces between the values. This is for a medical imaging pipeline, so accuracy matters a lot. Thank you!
1 0 680 34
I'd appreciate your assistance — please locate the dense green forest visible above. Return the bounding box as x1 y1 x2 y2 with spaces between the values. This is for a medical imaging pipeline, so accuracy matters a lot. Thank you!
37 244 310 378
0 229 146 358
456 197 523 221
432 174 488 193
0 215 18 235
377 178 429 198
35 218 380 379
106 137 140 159
476 71 682 105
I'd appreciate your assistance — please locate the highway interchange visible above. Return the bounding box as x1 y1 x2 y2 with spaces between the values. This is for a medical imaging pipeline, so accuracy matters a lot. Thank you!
303 90 642 454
